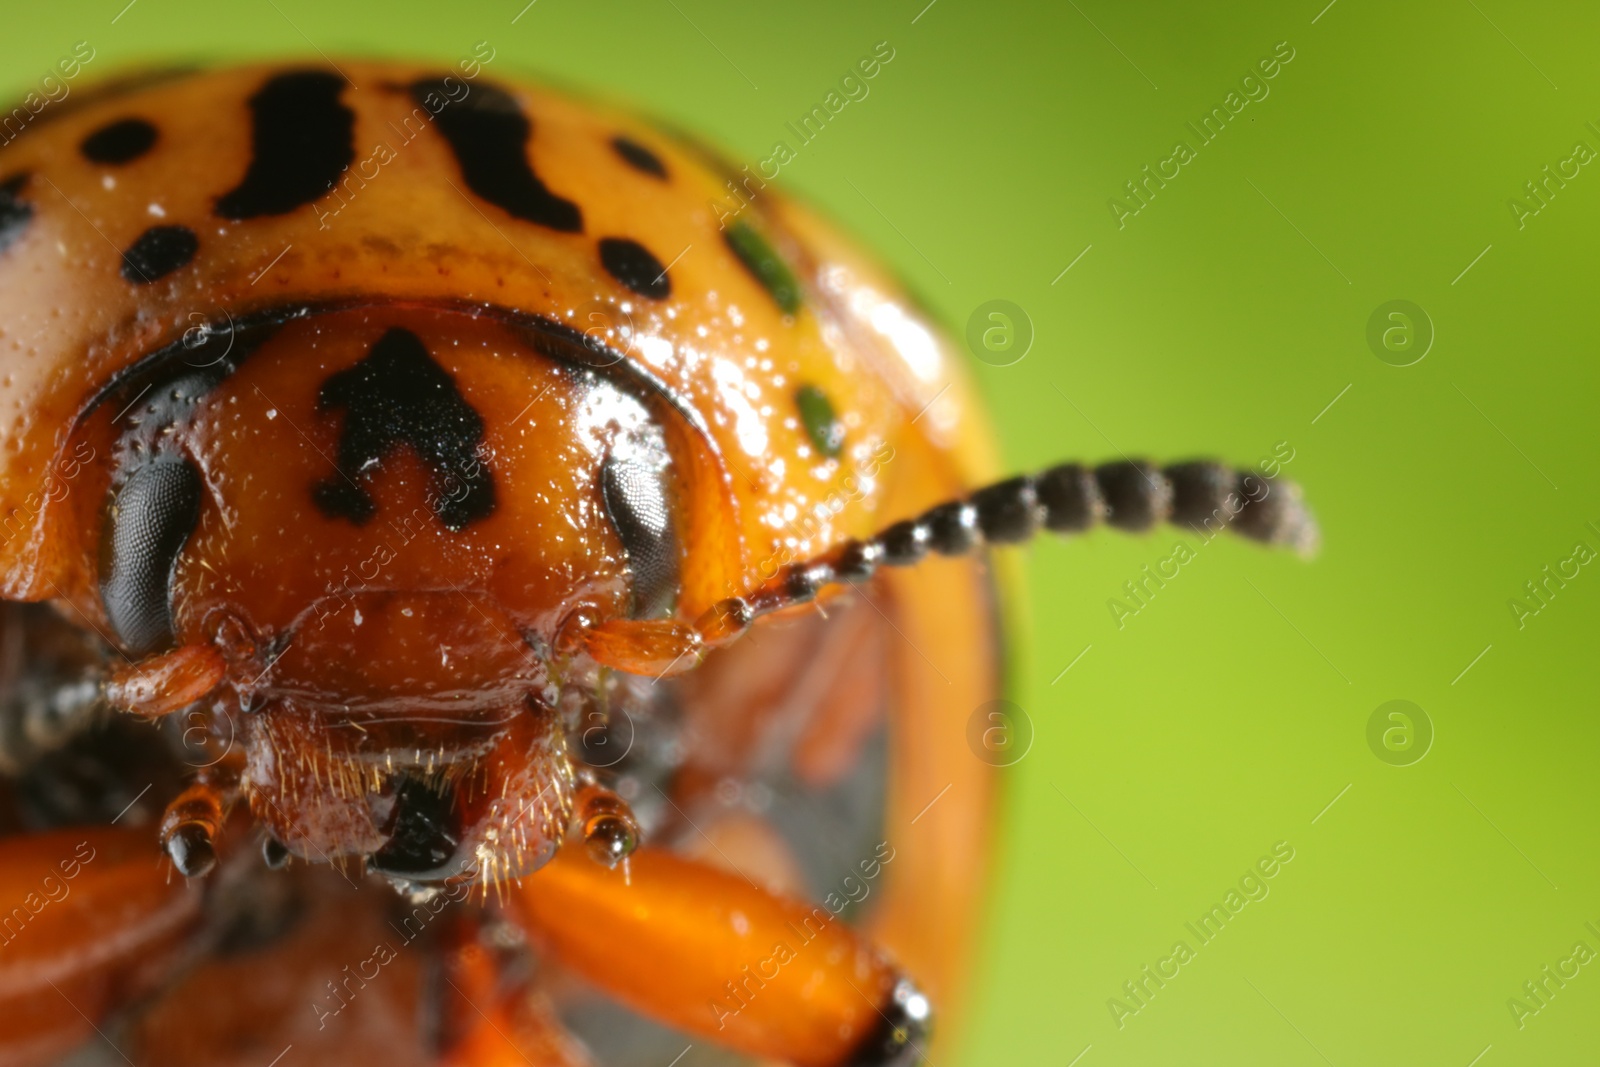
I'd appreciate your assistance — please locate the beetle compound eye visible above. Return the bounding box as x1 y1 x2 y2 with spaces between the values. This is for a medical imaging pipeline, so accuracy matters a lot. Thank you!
601 446 680 620
100 457 204 658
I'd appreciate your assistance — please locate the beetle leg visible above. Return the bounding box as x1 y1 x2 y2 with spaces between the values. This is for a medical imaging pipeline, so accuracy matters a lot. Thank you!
127 865 424 1063
99 643 243 879
104 643 227 719
866 550 999 1056
0 826 204 1067
130 858 601 1065
436 912 597 1067
159 777 228 878
159 752 247 880
790 599 890 788
572 779 640 868
511 842 930 1067
0 602 109 775
672 592 888 791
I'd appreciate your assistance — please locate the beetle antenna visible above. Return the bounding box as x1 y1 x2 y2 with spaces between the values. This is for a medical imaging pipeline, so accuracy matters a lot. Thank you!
718 458 1313 629
584 459 1317 676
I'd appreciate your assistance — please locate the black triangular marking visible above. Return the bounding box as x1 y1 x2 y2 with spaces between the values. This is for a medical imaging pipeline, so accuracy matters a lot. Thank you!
313 327 495 531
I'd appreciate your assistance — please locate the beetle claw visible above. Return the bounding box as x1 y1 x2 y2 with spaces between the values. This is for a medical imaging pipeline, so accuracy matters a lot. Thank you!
166 822 216 878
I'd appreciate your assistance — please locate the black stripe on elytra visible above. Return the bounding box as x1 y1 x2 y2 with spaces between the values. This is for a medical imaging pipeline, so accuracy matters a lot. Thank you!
0 174 32 256
599 237 670 300
724 220 801 315
121 225 198 284
611 135 667 179
412 78 581 232
81 117 158 164
313 327 496 531
216 70 353 219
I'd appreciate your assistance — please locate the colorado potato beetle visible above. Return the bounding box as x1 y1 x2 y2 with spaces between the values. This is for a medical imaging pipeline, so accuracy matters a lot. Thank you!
0 58 1315 1067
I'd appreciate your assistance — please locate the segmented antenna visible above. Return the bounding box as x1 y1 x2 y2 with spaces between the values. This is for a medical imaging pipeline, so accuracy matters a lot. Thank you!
701 458 1316 642
582 458 1317 676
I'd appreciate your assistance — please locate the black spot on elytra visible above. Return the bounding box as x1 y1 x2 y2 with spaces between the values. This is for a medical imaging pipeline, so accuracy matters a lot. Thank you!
313 327 496 531
611 135 667 179
0 68 199 145
0 174 34 256
414 78 581 232
599 237 670 299
216 70 353 219
81 118 158 164
121 225 198 283
795 384 843 458
724 220 801 315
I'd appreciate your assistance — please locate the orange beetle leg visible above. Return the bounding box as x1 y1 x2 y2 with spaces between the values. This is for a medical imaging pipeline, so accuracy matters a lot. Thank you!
438 913 596 1067
104 643 227 719
0 827 204 1067
127 863 594 1066
127 867 423 1065
159 776 231 879
511 843 929 1067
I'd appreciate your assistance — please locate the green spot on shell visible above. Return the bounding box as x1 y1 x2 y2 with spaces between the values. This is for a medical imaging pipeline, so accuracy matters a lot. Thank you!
724 220 802 315
795 384 844 458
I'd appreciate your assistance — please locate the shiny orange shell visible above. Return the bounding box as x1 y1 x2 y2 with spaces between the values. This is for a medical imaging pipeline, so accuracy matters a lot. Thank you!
0 60 1004 1066
0 61 998 604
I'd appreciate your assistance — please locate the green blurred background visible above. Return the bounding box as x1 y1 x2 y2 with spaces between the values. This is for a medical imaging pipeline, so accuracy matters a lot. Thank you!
7 1 1599 1063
